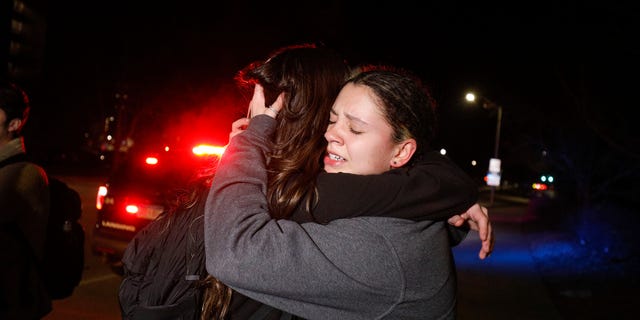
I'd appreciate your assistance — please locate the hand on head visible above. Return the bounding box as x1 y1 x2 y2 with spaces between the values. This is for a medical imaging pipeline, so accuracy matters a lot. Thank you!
229 118 250 140
230 85 286 142
249 84 284 119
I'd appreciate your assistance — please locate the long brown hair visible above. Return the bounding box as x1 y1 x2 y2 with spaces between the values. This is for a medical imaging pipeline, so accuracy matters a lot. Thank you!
236 43 351 218
199 44 350 319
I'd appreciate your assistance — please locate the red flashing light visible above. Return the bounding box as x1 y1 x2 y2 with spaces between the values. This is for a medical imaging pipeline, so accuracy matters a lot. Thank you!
125 204 139 214
192 144 225 157
145 157 159 165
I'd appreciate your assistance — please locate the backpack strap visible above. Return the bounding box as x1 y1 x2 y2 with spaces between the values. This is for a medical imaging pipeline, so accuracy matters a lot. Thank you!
247 304 279 320
1 152 51 294
246 303 296 320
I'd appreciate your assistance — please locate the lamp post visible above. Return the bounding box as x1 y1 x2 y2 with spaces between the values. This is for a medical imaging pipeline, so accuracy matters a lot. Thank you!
465 92 503 206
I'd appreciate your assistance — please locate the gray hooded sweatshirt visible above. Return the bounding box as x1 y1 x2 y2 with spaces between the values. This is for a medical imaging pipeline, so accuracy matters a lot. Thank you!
205 115 475 319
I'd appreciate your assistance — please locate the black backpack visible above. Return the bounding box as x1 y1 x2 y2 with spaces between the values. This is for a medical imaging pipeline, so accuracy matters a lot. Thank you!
118 189 208 320
118 186 290 320
43 177 85 299
0 154 85 299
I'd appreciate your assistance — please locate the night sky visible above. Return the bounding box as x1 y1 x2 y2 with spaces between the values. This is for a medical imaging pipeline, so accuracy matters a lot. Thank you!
23 1 639 183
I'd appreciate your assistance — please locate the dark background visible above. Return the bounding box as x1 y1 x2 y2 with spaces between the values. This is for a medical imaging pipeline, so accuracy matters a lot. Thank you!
5 0 639 204
5 3 639 317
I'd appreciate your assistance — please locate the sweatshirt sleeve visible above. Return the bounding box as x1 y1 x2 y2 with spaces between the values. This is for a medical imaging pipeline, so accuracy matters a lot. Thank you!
307 152 478 224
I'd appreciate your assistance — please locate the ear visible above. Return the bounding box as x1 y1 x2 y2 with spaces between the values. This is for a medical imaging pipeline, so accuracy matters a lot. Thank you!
390 138 416 168
8 118 22 133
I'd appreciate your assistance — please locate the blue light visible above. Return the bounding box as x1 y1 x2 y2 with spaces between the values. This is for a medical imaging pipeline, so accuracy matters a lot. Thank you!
540 175 554 183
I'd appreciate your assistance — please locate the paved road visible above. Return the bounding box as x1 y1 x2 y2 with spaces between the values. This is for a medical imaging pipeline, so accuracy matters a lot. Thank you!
453 199 563 319
43 175 122 320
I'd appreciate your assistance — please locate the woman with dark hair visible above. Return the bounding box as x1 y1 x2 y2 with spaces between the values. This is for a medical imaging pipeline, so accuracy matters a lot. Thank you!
205 59 492 319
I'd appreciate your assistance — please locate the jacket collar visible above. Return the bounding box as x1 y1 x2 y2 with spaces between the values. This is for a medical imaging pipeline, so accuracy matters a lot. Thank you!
0 138 26 162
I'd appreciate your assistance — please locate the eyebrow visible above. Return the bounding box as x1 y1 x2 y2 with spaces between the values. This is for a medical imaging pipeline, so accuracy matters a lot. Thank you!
345 112 368 127
330 108 369 127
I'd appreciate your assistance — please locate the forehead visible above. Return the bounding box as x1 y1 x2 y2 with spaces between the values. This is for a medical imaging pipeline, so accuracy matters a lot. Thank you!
332 83 394 135
333 83 381 114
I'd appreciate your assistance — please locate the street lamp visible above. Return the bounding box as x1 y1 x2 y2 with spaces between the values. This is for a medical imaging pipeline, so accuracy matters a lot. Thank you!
465 92 503 206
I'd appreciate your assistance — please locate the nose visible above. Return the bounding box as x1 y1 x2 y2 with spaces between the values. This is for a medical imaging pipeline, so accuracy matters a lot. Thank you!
324 123 342 145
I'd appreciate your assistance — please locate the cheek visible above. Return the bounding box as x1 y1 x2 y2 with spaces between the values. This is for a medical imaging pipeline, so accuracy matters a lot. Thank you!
357 146 392 175
368 158 391 174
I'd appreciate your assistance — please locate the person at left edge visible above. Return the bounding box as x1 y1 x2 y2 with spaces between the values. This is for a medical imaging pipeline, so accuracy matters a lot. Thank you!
0 79 51 319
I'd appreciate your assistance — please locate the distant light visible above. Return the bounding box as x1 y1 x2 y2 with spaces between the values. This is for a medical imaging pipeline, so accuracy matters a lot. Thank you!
193 144 225 156
465 93 476 102
486 172 501 186
98 186 107 197
145 157 159 165
471 160 477 166
439 148 447 155
107 135 113 141
532 183 548 191
164 145 170 152
96 186 108 210
541 175 547 182
125 205 139 214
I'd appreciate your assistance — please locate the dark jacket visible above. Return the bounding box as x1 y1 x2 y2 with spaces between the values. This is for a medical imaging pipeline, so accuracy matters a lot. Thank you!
119 189 209 319
0 139 51 319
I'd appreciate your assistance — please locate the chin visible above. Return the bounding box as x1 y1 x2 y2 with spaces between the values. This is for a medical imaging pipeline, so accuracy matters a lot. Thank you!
324 167 339 173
